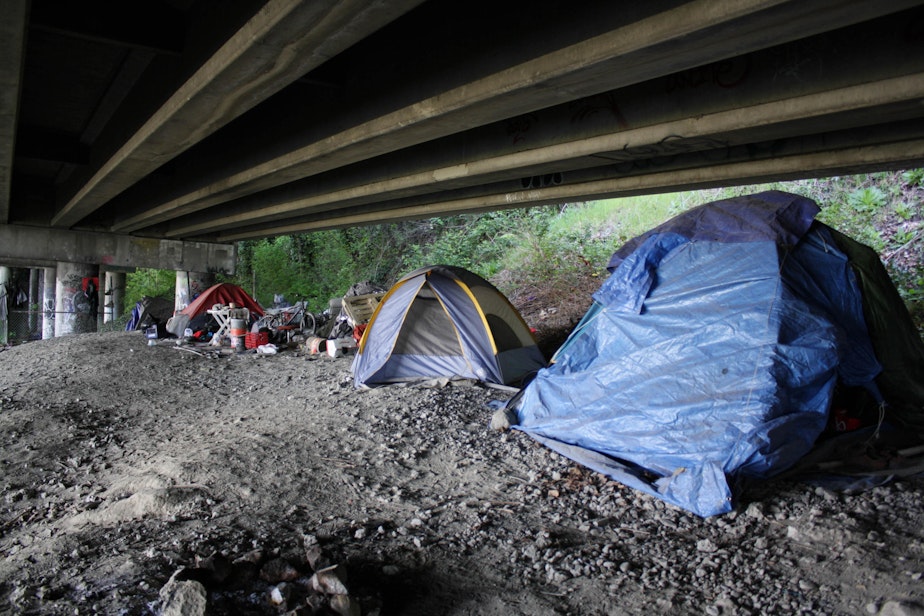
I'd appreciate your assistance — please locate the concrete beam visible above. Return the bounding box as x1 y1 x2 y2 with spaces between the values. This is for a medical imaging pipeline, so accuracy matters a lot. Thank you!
111 0 921 234
0 224 235 273
51 0 425 229
217 137 924 240
163 30 924 238
0 0 27 224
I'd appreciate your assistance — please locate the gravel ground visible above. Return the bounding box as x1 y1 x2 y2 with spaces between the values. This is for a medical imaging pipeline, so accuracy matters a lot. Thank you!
0 331 922 615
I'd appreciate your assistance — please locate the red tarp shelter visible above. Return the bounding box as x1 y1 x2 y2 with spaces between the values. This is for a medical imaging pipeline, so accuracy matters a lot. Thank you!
166 283 263 336
179 283 263 318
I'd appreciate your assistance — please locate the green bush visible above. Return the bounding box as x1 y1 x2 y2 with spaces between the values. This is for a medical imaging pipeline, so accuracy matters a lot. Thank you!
123 170 924 334
125 268 174 310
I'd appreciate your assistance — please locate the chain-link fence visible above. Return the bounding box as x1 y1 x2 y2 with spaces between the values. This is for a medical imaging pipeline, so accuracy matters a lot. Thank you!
4 309 44 344
2 308 131 344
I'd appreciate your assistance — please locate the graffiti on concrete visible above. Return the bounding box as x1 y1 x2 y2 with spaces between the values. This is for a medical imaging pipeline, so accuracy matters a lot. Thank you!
569 93 629 129
57 273 97 333
505 112 541 145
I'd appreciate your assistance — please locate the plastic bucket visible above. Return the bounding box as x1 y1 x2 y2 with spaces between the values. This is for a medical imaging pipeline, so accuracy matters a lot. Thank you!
307 336 327 354
229 318 247 337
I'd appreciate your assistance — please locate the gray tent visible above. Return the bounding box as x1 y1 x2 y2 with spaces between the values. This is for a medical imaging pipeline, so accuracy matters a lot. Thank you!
352 265 545 387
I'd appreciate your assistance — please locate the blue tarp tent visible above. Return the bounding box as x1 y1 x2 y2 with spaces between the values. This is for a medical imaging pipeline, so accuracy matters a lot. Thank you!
512 191 895 517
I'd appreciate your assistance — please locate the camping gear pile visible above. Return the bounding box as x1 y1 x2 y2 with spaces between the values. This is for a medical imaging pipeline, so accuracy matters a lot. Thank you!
329 281 388 340
508 190 924 517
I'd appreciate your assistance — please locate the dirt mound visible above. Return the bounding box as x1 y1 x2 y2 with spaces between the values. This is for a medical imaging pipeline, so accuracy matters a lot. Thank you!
1 332 923 615
504 271 600 359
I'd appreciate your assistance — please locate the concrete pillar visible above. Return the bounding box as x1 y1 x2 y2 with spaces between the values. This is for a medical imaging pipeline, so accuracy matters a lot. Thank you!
42 267 56 339
0 266 10 344
28 268 40 336
103 271 127 324
174 271 215 313
54 262 99 336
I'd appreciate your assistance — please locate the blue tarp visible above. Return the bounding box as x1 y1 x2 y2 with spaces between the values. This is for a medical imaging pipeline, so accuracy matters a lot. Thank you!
513 191 882 517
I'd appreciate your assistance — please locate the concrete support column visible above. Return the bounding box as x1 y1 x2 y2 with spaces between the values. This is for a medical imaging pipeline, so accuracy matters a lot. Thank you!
28 269 40 336
0 266 10 344
103 271 127 324
174 271 215 313
42 267 56 339
54 262 99 337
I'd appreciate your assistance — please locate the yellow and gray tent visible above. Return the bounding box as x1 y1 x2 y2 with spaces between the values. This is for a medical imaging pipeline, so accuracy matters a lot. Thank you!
351 265 545 387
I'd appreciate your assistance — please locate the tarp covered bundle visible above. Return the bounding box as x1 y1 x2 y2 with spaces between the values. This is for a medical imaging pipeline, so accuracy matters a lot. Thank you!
512 191 924 517
125 296 174 331
352 265 545 387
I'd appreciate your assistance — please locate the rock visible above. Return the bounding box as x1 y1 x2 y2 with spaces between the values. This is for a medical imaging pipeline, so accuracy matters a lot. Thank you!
330 592 362 616
798 579 818 591
879 600 924 616
745 503 765 519
696 538 718 553
267 583 289 607
233 549 262 564
305 543 335 572
490 407 518 431
158 570 207 616
309 565 350 596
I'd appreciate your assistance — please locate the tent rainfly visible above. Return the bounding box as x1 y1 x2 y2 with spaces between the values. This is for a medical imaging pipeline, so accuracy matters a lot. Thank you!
352 265 545 388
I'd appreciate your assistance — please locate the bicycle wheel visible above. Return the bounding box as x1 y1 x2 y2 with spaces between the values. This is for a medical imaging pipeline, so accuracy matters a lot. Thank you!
264 312 282 329
301 311 316 336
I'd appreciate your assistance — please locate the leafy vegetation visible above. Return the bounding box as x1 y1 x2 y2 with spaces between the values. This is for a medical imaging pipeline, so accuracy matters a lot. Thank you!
123 171 923 332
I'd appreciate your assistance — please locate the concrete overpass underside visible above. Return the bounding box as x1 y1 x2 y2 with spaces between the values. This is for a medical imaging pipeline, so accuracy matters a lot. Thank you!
3 0 924 264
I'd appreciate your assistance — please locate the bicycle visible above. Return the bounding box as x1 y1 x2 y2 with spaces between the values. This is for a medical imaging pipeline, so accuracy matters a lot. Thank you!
262 301 314 333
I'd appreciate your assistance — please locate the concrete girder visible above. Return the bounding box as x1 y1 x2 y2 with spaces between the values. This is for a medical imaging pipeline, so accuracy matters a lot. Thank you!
50 0 425 229
109 0 919 235
164 10 924 237
0 224 235 273
215 133 924 241
161 35 924 239
0 0 27 225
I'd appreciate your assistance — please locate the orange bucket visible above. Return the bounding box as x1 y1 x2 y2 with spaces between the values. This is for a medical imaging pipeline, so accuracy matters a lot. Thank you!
229 318 247 337
307 337 327 354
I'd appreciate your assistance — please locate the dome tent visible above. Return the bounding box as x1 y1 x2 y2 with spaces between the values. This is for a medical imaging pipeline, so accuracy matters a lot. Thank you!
352 265 545 388
510 191 924 517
